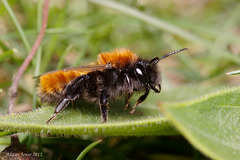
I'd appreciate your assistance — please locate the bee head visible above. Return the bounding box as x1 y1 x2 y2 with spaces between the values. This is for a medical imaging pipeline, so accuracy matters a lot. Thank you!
134 48 188 93
134 60 161 93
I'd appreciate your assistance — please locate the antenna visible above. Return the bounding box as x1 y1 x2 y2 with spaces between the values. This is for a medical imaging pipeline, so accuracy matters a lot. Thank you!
159 48 188 61
149 48 188 67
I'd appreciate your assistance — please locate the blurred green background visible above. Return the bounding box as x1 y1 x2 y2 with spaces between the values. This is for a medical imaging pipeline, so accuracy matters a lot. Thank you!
0 0 240 159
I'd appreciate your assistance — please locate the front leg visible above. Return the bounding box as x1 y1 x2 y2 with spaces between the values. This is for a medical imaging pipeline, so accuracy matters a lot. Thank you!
130 89 149 114
99 91 109 122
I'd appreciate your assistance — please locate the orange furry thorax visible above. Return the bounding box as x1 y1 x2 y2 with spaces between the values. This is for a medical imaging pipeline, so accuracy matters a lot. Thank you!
39 49 139 95
97 49 138 68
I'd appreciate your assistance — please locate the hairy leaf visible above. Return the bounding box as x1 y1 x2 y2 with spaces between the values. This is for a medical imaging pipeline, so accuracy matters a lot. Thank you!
0 100 177 136
162 86 240 160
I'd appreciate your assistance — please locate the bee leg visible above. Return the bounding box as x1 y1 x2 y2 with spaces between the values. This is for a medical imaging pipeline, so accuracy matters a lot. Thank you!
46 98 70 124
99 91 109 123
46 75 87 124
64 75 88 101
130 89 149 114
124 93 132 110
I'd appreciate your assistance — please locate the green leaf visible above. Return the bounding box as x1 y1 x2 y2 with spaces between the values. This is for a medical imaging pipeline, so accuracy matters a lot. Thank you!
162 86 240 160
0 100 177 136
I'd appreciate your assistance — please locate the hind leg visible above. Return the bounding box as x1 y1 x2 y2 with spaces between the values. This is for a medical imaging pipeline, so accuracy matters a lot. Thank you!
46 98 70 124
46 75 87 124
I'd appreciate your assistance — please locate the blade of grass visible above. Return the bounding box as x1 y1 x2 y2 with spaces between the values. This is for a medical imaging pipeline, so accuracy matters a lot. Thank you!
76 139 102 160
1 0 31 52
32 48 41 107
88 0 204 44
32 0 43 110
1 28 86 41
88 0 240 64
173 19 240 45
56 44 74 70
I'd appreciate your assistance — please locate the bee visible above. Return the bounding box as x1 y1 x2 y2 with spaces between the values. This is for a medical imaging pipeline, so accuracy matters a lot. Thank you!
38 48 188 124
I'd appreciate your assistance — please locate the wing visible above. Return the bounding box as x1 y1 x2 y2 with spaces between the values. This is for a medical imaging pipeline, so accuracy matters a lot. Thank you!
38 64 107 96
39 64 107 76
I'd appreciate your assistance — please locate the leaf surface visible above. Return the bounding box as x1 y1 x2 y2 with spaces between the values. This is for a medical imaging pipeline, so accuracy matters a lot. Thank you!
0 99 177 136
162 86 240 160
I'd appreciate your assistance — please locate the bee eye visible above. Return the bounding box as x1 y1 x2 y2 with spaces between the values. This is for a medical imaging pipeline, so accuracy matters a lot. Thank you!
135 65 148 83
136 68 143 76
